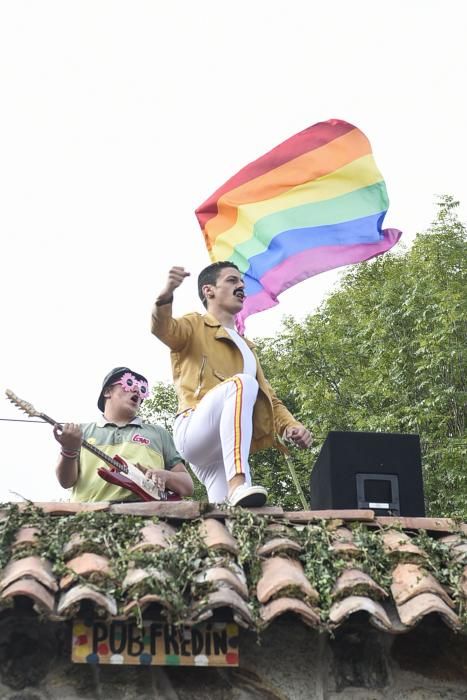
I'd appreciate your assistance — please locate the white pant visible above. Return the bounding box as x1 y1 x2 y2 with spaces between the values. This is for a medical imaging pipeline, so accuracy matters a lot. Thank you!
173 374 259 502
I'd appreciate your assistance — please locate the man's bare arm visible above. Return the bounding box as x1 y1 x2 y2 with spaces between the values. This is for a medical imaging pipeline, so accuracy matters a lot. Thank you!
54 423 82 488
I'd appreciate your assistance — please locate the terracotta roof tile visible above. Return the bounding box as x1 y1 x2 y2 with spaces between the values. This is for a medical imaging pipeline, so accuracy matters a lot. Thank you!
209 506 284 518
12 526 40 551
200 518 238 554
284 509 375 523
62 532 111 560
189 589 254 628
109 501 201 519
256 556 319 604
129 522 176 552
329 595 393 631
437 535 467 561
57 584 117 617
396 592 461 630
196 565 249 599
438 534 463 548
330 528 361 557
122 593 173 617
332 526 355 542
0 555 57 593
1 502 466 636
62 532 86 560
60 552 112 590
30 502 109 515
376 516 458 533
0 578 55 614
260 597 320 628
257 536 302 557
391 563 454 607
332 568 387 601
121 566 167 593
382 530 428 560
449 542 467 563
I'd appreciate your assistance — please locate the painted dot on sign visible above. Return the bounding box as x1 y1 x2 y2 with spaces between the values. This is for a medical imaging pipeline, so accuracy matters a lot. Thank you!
165 655 180 666
194 655 209 666
73 647 88 660
77 634 88 645
226 652 239 665
110 654 124 664
98 643 109 655
86 653 99 664
139 653 152 665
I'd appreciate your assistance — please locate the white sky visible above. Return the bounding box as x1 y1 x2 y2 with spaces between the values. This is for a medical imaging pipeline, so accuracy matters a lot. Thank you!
1 1 465 502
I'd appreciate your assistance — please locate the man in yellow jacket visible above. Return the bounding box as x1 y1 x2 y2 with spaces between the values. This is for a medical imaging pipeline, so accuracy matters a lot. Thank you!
151 262 312 507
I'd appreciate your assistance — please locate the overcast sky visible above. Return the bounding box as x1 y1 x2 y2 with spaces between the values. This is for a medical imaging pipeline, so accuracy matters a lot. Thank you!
1 1 465 502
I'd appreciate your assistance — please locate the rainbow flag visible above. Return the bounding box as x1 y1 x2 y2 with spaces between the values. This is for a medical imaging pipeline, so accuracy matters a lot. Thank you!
195 119 401 332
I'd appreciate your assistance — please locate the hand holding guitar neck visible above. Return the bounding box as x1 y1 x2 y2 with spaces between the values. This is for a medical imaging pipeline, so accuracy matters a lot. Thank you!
53 422 83 457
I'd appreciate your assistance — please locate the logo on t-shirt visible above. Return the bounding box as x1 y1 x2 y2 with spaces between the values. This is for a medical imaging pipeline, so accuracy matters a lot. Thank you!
132 433 150 446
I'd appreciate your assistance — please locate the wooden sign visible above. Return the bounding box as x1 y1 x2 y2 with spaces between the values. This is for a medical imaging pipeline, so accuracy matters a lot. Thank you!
72 619 239 667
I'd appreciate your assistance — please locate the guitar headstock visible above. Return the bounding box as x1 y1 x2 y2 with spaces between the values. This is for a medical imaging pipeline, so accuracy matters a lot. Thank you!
5 389 41 419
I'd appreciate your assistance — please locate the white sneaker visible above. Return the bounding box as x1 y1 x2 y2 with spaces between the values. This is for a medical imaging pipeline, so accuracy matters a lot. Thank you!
228 484 268 508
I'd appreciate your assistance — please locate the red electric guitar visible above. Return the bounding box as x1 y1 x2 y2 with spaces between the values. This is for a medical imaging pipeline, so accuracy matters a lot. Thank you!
6 389 180 502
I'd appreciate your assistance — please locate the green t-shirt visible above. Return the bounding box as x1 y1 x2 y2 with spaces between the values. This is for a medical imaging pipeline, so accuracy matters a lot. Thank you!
71 418 182 502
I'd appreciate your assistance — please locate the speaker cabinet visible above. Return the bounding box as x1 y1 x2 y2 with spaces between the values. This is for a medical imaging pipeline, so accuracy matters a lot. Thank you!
310 431 425 516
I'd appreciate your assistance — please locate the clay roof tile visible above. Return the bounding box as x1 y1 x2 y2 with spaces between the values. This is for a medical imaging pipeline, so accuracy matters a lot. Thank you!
329 595 393 632
256 556 318 605
391 562 454 607
0 555 58 593
396 592 461 630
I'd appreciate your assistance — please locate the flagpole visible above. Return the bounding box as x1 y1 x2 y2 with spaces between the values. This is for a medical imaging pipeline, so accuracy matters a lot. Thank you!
277 435 308 510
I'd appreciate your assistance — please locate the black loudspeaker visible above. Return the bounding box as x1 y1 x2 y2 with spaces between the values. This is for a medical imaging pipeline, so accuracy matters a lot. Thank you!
310 431 425 516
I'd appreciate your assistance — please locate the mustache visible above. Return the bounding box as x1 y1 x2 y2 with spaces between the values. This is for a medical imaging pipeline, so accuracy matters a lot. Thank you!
234 286 245 297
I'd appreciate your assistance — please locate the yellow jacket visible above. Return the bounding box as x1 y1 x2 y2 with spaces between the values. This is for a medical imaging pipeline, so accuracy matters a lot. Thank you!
151 305 301 453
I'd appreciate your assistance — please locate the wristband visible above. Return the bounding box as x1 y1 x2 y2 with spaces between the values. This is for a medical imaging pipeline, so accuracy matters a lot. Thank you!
155 295 173 306
61 449 79 459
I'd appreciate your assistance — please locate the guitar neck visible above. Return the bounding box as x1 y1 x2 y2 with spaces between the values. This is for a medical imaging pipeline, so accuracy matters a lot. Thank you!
40 413 127 474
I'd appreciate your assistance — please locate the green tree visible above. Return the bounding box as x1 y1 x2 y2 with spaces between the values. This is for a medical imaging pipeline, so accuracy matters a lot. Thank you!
140 381 178 432
142 197 466 515
253 196 466 515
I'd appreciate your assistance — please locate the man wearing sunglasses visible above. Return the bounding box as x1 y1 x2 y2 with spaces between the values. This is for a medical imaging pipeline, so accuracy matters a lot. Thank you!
53 366 193 502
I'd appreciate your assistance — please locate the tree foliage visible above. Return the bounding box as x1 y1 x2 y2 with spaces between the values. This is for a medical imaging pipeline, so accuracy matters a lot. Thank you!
253 196 466 515
140 381 178 432
143 197 466 515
